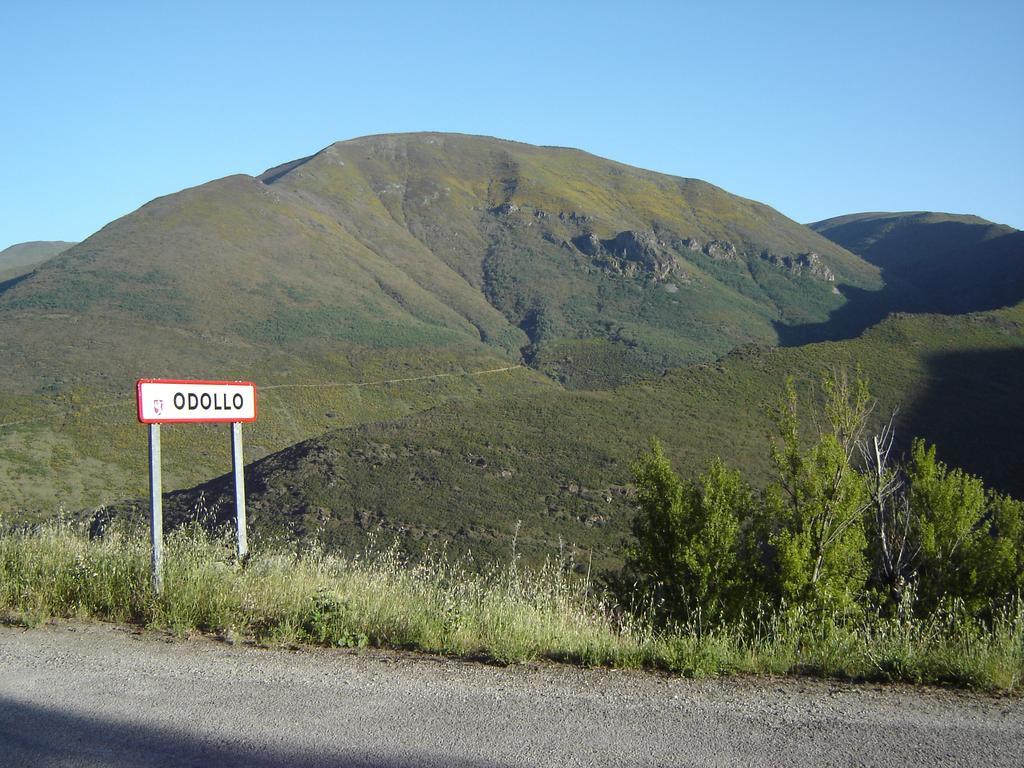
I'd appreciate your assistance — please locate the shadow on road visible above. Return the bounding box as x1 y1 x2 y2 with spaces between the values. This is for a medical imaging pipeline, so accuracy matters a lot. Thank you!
0 695 504 768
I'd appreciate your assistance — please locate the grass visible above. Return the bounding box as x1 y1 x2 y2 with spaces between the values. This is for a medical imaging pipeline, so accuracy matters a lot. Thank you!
2 520 1021 692
0 349 547 517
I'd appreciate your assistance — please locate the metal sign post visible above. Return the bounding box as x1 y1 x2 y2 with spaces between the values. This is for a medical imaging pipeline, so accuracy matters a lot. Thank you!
137 379 258 594
231 421 248 560
149 423 164 595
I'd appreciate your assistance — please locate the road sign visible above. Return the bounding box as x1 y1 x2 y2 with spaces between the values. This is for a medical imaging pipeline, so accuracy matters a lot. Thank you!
137 378 257 593
137 379 257 424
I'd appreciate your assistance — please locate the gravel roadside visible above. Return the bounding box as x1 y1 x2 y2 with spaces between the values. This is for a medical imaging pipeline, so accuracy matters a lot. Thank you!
1 621 1021 767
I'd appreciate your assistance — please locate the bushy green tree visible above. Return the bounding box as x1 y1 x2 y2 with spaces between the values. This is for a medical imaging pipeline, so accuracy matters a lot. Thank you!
978 493 1024 599
623 371 1024 626
908 439 986 612
766 373 871 611
907 440 1022 614
628 440 750 623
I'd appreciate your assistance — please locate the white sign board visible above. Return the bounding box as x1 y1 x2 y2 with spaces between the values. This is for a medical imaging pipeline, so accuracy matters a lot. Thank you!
136 379 257 424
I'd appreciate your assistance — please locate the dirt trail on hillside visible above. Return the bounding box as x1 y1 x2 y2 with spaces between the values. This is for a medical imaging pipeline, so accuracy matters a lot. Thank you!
1 622 1021 767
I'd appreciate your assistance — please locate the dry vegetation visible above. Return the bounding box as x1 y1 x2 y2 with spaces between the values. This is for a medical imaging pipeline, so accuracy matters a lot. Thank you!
2 520 1020 692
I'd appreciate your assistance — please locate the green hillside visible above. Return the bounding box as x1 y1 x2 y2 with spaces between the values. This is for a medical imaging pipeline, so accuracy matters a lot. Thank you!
123 300 1024 573
0 133 882 513
0 240 75 281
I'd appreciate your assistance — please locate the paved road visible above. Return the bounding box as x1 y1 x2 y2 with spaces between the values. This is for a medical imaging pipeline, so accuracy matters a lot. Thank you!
1 622 1021 767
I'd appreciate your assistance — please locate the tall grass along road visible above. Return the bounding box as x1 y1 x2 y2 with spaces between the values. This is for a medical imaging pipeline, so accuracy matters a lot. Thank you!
2 622 1021 768
4 523 1024 691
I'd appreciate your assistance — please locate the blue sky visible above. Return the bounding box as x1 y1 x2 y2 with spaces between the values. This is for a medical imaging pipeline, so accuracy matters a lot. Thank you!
2 1 1021 250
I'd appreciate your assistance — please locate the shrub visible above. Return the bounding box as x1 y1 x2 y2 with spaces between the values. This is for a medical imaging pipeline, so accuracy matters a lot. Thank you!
766 374 871 612
628 441 750 624
908 441 1023 614
625 370 1024 626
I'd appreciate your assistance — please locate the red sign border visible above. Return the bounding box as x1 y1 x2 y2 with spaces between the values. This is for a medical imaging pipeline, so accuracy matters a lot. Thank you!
136 378 258 424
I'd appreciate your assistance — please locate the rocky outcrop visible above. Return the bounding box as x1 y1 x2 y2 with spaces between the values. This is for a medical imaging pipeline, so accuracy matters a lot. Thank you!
703 240 739 261
761 250 835 281
572 229 682 281
664 237 739 261
572 232 603 257
607 230 666 272
559 211 594 225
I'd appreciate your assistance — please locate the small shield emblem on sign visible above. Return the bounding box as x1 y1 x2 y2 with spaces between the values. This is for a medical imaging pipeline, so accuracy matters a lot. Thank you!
153 399 164 415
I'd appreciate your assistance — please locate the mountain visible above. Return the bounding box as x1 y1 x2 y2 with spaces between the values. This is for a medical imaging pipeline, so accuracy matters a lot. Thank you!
0 133 882 513
109 300 1024 572
3 134 880 392
810 212 1023 314
0 241 76 281
810 212 1014 269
